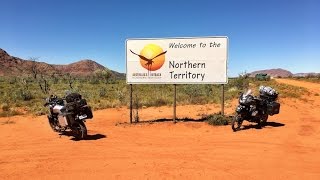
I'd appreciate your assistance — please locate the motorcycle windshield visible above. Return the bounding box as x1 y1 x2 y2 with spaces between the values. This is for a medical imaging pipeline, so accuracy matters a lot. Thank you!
244 89 252 96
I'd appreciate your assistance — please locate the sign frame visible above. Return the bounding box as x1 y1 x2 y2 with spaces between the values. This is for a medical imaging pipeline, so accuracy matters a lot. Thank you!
126 36 228 84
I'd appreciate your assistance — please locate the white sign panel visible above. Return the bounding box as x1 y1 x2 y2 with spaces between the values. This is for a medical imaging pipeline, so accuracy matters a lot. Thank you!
126 37 228 84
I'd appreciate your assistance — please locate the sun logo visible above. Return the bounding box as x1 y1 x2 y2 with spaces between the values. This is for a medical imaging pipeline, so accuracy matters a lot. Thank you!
130 44 167 72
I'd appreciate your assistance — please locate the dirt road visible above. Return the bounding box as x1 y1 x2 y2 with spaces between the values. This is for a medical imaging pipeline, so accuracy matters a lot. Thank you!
1 79 320 179
275 78 320 93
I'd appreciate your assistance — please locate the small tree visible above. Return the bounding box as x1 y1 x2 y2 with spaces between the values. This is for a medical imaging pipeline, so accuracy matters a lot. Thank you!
65 73 75 89
38 74 50 94
28 57 50 94
94 69 113 84
233 71 250 91
30 57 39 79
51 73 60 84
19 76 32 90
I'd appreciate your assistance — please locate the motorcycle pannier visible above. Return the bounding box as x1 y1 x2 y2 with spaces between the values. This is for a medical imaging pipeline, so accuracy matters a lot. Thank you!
267 102 280 115
79 99 87 106
66 101 78 111
83 106 93 119
66 99 87 112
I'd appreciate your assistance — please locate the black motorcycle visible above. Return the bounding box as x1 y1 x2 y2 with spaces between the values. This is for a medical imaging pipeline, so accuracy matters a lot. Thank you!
44 93 93 139
231 86 280 131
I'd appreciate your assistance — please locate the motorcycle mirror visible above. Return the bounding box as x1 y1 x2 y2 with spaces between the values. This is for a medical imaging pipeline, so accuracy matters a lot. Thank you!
65 90 71 96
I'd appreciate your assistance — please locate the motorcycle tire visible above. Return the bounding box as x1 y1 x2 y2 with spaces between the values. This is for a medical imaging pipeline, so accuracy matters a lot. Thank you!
260 113 269 126
48 116 59 132
231 114 243 132
72 121 87 140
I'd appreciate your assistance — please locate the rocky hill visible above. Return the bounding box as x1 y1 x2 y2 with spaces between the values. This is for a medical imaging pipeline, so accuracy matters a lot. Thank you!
0 48 124 78
54 59 107 76
293 73 320 77
249 68 293 78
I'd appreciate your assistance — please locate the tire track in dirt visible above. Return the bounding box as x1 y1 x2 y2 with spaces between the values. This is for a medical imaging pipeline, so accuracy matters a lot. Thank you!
275 79 320 161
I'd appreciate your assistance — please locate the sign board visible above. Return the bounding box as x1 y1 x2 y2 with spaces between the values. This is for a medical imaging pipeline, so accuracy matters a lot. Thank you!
126 37 228 84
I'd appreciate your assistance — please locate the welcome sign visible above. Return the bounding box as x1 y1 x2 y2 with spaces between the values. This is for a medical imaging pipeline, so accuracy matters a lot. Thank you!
126 37 228 84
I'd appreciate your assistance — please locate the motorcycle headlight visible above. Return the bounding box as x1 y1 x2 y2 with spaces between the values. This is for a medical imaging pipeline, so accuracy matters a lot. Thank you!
239 96 246 104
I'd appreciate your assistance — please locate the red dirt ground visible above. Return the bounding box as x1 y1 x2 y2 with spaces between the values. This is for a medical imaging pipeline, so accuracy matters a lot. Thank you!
0 79 320 179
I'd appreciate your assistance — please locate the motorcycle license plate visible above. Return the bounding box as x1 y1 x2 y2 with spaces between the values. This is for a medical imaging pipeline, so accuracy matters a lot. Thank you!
79 114 88 120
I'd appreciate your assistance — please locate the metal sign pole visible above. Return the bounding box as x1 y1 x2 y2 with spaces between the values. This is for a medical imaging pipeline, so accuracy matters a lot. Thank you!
173 84 177 123
130 84 133 123
221 84 225 116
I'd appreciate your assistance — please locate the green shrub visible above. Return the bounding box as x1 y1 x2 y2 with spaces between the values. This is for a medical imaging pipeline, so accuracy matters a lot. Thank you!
99 87 107 97
0 110 23 117
29 104 47 116
1 103 10 111
205 113 232 126
116 89 126 105
153 98 168 107
228 77 250 91
20 90 34 101
89 77 100 84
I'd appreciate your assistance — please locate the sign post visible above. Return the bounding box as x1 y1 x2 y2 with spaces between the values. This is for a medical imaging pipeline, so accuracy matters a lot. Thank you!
221 84 225 116
173 84 177 123
130 84 133 123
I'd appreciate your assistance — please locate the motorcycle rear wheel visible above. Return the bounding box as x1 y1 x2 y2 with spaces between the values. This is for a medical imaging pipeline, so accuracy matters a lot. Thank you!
72 121 87 140
232 114 243 132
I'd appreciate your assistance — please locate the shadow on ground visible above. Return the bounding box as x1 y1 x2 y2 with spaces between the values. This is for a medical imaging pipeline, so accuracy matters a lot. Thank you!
59 131 107 141
116 117 207 125
241 121 285 131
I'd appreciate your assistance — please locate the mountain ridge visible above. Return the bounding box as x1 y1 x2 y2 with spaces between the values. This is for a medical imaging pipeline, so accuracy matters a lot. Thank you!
249 68 293 78
249 68 319 78
0 48 124 78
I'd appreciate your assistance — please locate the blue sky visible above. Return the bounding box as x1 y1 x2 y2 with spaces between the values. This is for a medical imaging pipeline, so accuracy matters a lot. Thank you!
1 0 319 76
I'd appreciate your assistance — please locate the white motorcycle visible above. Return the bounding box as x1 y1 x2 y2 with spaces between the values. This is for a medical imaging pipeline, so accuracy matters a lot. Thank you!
44 93 93 139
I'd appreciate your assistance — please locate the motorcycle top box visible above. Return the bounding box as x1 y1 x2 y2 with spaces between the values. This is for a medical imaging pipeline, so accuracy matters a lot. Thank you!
259 86 278 100
66 92 82 103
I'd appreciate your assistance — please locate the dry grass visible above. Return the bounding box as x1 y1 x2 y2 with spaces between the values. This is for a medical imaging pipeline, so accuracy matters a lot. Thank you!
0 76 309 117
291 76 320 84
250 79 308 99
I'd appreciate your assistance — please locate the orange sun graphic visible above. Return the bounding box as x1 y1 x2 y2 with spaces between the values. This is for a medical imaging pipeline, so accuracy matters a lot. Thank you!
130 44 166 71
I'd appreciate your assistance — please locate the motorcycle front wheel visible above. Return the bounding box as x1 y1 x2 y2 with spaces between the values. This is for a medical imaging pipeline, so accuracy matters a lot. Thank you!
231 114 243 132
48 115 59 132
260 113 268 126
72 121 87 140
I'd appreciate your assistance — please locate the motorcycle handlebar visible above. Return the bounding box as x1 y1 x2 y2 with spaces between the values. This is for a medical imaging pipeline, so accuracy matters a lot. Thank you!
44 97 66 107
